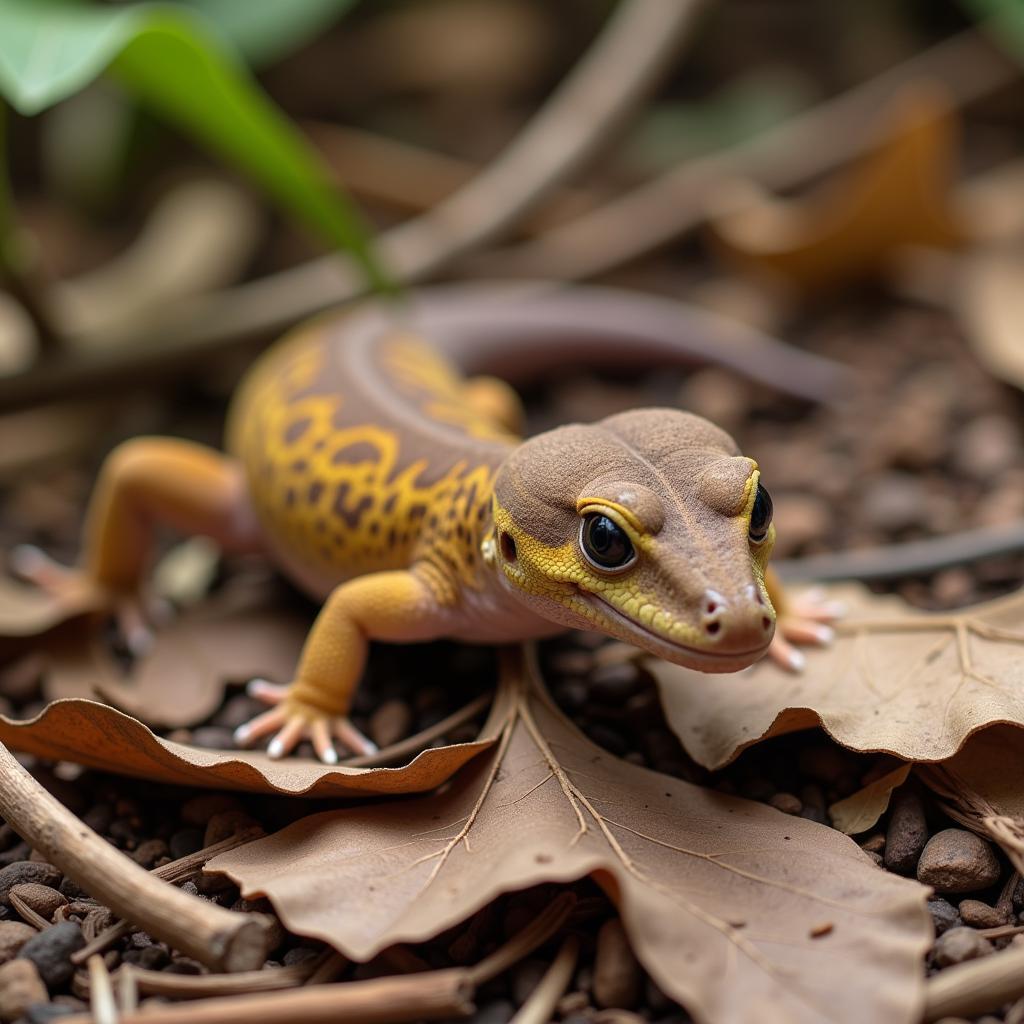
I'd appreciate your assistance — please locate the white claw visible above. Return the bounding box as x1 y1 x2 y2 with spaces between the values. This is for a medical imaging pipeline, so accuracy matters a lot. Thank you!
267 738 285 760
811 624 835 645
321 747 338 765
233 724 251 746
787 648 806 671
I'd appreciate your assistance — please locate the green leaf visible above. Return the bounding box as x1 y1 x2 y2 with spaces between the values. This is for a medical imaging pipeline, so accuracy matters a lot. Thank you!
180 0 359 66
961 0 1024 63
0 1 391 291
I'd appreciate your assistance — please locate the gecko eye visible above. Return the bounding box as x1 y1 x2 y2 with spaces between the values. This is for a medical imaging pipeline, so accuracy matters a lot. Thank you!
749 483 773 543
580 514 635 571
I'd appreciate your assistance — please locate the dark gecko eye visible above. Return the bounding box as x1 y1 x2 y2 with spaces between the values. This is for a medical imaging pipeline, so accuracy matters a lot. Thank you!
749 483 773 543
580 514 635 571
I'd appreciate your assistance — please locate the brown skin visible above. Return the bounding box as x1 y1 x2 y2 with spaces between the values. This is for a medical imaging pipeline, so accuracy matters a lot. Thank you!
11 293 836 763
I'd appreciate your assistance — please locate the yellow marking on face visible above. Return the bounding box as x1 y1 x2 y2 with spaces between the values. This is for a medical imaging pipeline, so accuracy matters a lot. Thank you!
491 500 705 648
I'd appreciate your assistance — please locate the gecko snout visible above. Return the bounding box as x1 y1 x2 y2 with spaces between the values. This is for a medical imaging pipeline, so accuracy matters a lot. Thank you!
700 586 774 651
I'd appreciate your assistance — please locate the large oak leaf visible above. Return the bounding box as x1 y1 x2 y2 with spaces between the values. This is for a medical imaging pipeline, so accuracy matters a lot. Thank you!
650 585 1024 769
212 647 930 1024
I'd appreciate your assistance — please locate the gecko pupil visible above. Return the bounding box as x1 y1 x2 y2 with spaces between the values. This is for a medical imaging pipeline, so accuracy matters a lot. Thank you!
581 514 634 570
749 483 773 542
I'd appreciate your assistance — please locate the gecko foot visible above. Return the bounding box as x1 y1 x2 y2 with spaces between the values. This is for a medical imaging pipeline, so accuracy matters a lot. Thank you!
9 544 169 655
766 587 845 672
234 678 378 765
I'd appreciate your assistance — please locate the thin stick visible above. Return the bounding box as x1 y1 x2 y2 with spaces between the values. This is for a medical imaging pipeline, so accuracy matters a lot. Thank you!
0 0 703 412
88 955 119 1024
774 520 1024 583
341 692 494 768
58 969 474 1024
109 961 319 1000
923 942 1024 1020
0 741 272 972
510 935 579 1024
306 122 602 229
466 892 576 985
477 28 1017 280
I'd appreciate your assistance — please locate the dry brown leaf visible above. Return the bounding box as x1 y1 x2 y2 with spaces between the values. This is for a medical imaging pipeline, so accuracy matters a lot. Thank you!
0 571 101 641
649 584 1024 770
829 765 912 836
708 84 964 294
958 246 1024 392
0 696 498 798
212 647 931 1024
918 725 1024 875
43 587 308 728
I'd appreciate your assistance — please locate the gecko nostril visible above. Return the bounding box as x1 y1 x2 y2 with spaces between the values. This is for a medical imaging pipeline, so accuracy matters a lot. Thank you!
706 621 721 635
706 600 719 614
762 616 772 631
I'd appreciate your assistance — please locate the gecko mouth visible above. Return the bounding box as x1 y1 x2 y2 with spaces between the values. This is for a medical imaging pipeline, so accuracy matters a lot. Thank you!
581 590 771 672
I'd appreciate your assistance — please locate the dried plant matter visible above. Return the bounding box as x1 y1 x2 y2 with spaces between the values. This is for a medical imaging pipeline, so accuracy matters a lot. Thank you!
651 584 1024 769
0 697 498 798
708 85 963 294
212 648 930 1024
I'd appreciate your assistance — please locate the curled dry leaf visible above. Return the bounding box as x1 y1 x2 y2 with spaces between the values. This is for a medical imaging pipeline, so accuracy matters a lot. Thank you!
212 647 931 1024
0 697 498 799
649 584 1024 770
43 585 309 728
708 84 964 295
829 765 912 836
918 725 1024 876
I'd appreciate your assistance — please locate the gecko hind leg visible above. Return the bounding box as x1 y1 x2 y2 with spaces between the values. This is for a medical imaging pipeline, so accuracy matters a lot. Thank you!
464 375 525 436
12 437 263 652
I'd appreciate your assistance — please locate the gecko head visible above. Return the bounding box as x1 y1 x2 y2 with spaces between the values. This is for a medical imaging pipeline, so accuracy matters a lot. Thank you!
490 408 776 672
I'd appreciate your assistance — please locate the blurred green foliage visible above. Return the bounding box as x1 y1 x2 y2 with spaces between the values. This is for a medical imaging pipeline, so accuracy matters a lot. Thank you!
0 0 389 291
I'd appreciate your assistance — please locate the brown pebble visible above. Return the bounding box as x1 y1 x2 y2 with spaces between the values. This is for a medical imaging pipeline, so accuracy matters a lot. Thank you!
769 793 802 815
130 838 170 869
181 794 242 827
0 923 35 965
884 787 928 875
860 834 886 855
593 918 641 1009
369 699 413 748
917 829 1001 893
557 992 589 1016
0 958 46 1021
589 662 643 704
9 883 67 922
771 494 829 555
204 810 258 848
933 926 993 967
952 415 1019 480
861 473 925 533
0 863 61 907
957 899 1010 929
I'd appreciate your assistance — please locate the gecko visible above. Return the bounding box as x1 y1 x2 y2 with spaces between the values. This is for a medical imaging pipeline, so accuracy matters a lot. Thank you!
12 284 841 763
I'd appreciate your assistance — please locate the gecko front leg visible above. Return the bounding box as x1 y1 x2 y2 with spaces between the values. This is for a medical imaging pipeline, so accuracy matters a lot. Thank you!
235 568 449 763
764 567 844 671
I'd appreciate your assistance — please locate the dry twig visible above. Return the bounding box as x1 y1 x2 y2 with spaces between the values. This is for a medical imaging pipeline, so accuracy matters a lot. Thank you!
0 0 703 410
924 942 1024 1020
476 28 1017 280
0 741 273 972
510 935 579 1024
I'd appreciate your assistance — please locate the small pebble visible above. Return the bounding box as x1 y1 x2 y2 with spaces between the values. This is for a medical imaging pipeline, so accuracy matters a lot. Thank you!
884 788 928 875
957 899 1009 929
0 865 62 908
130 839 170 869
589 662 643 704
927 898 961 936
0 958 47 1021
593 918 641 1009
860 834 885 855
0 923 35 964
168 828 204 860
369 699 413 748
917 829 1001 893
20 921 85 988
933 926 993 967
769 793 802 815
182 792 243 825
204 810 258 848
9 884 67 922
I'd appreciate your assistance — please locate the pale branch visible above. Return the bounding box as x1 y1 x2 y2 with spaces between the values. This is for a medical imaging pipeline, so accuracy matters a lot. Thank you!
0 741 273 972
923 942 1024 1020
62 970 475 1024
474 28 1017 280
509 935 579 1024
0 0 704 411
